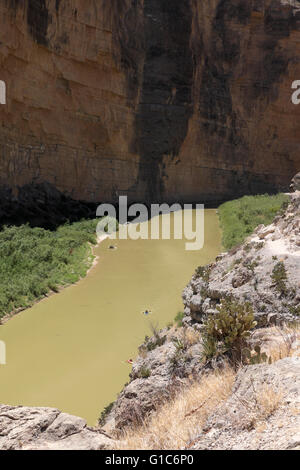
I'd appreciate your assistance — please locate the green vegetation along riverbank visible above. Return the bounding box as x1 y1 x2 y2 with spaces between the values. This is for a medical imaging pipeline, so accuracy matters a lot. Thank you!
0 219 100 320
218 193 289 250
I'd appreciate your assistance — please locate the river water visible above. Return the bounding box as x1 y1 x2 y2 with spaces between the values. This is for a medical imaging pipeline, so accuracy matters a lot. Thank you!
0 210 221 425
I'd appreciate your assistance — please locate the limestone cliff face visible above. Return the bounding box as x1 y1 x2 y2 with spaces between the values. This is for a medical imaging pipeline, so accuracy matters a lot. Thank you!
0 0 299 215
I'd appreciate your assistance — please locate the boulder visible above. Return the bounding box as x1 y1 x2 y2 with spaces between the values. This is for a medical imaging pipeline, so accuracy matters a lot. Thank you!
290 172 300 192
0 406 113 450
189 357 300 450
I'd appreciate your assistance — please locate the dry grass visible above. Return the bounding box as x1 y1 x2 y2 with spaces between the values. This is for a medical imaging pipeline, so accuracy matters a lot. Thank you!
181 327 201 348
255 422 267 434
263 324 300 363
256 384 283 420
116 366 235 450
248 324 300 365
115 323 298 449
236 383 283 431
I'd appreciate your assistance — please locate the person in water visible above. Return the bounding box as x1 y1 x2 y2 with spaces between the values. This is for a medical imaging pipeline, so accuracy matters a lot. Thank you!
142 309 152 316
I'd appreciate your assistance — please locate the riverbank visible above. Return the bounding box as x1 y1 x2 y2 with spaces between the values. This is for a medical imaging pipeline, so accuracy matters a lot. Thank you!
0 220 110 323
0 232 109 326
87 234 109 275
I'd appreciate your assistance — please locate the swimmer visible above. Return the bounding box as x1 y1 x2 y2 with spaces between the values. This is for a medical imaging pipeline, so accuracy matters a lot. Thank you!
142 309 152 316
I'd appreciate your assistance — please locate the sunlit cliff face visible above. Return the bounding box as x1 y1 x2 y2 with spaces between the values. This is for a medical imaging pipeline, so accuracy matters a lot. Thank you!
0 0 299 220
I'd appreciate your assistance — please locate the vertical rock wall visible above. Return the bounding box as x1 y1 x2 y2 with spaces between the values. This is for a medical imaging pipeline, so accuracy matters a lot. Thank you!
0 0 299 216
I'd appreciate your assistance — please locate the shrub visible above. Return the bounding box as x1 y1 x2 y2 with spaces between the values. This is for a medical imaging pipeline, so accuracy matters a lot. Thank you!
183 328 200 347
200 334 218 361
174 312 185 328
271 262 288 295
140 328 167 353
139 367 151 379
243 345 270 365
172 337 185 353
239 385 283 430
195 266 210 282
201 298 257 363
99 401 115 426
288 305 300 316
144 323 167 351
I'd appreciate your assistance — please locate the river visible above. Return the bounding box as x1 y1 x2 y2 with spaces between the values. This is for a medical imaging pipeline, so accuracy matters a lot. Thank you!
0 209 222 425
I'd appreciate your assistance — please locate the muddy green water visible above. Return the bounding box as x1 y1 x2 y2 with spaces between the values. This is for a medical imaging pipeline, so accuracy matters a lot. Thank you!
0 210 221 425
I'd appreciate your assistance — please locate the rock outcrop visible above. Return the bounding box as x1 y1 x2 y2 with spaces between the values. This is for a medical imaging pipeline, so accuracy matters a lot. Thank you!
103 323 300 435
189 357 300 450
0 0 299 221
102 326 205 432
291 172 300 192
0 405 113 450
183 192 300 327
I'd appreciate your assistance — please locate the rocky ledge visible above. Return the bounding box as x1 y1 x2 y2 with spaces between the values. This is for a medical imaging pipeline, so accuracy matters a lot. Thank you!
102 325 300 436
184 191 300 327
189 357 300 450
0 406 114 450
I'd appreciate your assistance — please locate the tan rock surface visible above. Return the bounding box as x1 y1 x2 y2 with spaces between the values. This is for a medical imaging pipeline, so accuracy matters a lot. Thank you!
183 192 300 326
0 405 113 450
0 1 299 210
189 357 300 450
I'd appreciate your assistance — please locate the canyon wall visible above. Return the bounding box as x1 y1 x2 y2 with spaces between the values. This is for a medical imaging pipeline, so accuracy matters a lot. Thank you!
0 0 299 218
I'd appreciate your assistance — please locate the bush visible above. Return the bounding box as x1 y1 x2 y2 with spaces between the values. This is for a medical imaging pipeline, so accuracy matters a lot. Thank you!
99 401 115 426
243 345 270 365
201 334 218 361
169 337 186 372
146 336 167 352
218 193 289 250
139 367 151 379
140 323 167 353
271 261 288 296
195 266 210 282
174 312 185 328
0 219 104 318
201 298 257 363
